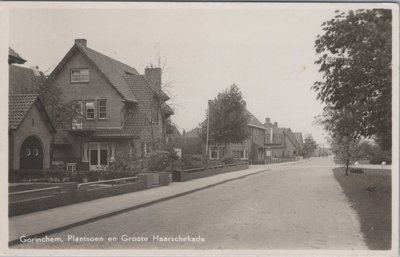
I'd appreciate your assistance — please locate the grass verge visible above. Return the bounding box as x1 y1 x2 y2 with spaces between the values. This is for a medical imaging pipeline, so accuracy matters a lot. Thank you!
332 167 391 250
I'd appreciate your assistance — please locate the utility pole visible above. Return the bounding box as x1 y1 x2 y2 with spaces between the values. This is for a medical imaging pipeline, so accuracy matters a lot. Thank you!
205 100 211 164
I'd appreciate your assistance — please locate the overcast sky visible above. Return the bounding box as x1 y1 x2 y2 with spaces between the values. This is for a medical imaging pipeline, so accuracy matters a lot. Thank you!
8 3 373 145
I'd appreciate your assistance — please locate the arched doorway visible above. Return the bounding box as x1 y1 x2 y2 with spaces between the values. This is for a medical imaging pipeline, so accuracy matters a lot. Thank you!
20 136 43 169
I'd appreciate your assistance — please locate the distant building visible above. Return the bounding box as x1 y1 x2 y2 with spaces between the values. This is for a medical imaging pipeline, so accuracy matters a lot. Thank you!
293 132 304 150
264 118 302 160
204 110 268 164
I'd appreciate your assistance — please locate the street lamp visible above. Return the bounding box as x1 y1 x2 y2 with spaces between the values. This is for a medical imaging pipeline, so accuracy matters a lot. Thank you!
205 100 211 164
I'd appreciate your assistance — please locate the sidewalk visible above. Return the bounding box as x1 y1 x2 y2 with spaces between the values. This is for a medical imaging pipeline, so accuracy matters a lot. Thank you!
9 165 271 245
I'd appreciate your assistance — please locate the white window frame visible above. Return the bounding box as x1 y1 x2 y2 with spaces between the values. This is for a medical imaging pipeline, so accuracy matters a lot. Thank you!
144 142 151 155
232 149 248 160
89 142 109 171
85 100 96 120
150 107 159 124
70 68 89 83
209 147 219 160
97 99 107 120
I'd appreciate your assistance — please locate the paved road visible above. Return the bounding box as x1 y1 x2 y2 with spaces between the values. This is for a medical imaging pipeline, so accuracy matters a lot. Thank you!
14 157 367 250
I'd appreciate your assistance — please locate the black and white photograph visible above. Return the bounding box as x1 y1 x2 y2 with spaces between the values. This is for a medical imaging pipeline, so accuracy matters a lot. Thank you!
2 2 399 256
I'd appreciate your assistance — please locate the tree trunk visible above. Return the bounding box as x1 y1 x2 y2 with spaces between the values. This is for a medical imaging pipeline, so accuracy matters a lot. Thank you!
345 159 350 176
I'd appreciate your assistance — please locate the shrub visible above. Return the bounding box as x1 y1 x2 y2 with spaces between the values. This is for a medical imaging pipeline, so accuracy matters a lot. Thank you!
181 154 205 169
222 155 234 164
350 168 365 174
369 150 392 164
108 156 146 173
148 148 179 172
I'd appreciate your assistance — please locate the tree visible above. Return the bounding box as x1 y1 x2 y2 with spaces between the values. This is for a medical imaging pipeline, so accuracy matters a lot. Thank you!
302 134 318 158
313 9 392 150
199 84 250 148
36 79 77 129
316 106 361 175
330 134 361 175
358 140 391 164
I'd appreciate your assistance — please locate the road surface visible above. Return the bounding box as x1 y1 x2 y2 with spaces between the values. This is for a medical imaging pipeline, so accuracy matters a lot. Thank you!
14 157 367 250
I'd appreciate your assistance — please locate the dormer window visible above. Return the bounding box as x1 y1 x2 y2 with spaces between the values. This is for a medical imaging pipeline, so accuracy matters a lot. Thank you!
71 68 89 83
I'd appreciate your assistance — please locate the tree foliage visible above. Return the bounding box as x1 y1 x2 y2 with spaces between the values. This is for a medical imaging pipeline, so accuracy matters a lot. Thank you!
37 80 77 129
358 140 392 164
302 134 318 158
199 84 250 146
316 106 362 174
330 134 361 175
313 9 392 150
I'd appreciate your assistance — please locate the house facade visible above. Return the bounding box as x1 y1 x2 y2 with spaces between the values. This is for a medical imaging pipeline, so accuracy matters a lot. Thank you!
48 39 172 171
208 112 267 164
9 95 56 171
264 118 302 160
8 48 55 172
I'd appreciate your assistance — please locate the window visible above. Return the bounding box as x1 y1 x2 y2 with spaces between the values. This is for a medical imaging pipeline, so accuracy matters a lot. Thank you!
144 142 151 155
85 100 96 120
210 147 219 160
150 107 158 124
70 69 89 83
232 150 247 160
72 100 83 129
98 100 107 119
89 143 109 170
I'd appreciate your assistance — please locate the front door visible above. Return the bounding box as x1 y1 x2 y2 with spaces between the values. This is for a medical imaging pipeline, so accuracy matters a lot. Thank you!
89 143 109 171
20 136 43 170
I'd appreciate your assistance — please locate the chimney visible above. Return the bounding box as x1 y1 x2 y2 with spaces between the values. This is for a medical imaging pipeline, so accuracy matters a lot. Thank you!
145 67 162 90
274 122 278 127
30 66 41 76
75 39 87 47
270 128 273 143
265 117 270 124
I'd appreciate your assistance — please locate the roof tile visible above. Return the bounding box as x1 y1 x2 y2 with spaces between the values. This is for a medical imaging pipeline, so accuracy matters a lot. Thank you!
9 94 38 129
77 44 139 102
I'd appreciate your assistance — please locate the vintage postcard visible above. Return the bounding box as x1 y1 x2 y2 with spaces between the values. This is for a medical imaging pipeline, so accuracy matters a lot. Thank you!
0 1 399 256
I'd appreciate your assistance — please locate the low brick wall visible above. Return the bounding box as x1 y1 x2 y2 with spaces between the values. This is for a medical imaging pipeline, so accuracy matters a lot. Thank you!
9 172 169 217
173 164 249 182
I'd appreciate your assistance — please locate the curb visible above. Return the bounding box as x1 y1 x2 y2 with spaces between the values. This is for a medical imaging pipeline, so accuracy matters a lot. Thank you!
9 168 269 247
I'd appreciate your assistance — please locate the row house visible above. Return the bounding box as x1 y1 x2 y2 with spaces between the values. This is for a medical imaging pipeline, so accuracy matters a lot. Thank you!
264 118 302 159
48 39 173 171
187 113 303 164
208 111 268 164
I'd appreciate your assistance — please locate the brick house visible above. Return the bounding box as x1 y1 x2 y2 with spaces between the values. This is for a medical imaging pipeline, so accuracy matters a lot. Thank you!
9 95 56 172
8 49 56 172
207 111 268 164
47 39 173 171
264 118 301 160
293 132 304 151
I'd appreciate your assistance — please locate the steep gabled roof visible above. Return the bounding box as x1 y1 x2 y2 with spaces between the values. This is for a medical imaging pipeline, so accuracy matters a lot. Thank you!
95 74 157 138
9 94 55 133
47 42 138 103
167 124 182 138
293 132 304 146
246 110 266 130
9 94 38 129
9 47 26 64
9 65 43 94
184 127 201 138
